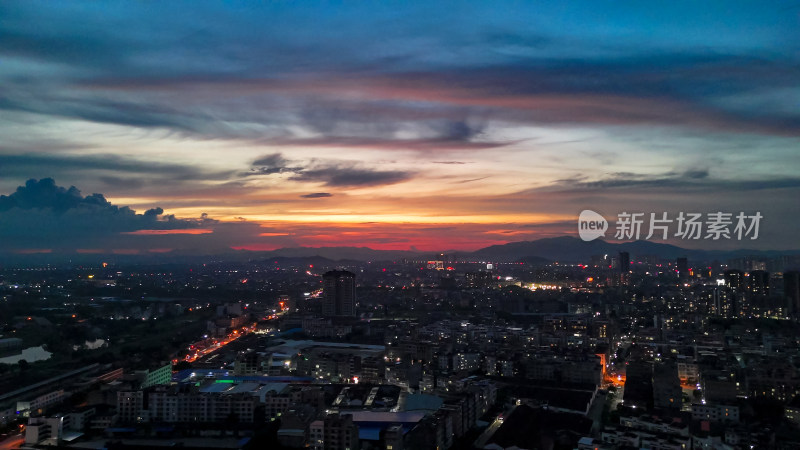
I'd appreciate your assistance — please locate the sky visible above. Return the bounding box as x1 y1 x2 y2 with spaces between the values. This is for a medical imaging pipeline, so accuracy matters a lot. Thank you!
1 1 799 255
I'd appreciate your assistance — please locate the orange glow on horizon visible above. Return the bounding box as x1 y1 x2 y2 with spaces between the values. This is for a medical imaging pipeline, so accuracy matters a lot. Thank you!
121 229 214 235
237 213 568 224
224 217 575 252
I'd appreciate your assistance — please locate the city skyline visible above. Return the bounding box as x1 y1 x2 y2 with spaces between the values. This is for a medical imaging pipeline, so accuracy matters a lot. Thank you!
1 1 799 254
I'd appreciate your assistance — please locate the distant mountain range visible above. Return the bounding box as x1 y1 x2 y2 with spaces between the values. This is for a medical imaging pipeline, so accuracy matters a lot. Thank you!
3 237 798 267
249 237 798 264
467 236 799 263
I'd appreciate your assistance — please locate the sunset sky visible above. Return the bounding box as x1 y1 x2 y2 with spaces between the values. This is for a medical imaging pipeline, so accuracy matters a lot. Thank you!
1 1 799 254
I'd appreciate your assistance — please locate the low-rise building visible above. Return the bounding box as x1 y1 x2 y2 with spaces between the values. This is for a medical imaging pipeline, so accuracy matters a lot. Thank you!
691 403 739 423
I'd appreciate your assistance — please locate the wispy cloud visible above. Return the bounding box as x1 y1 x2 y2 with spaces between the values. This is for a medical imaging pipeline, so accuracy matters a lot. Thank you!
0 152 234 181
538 169 800 192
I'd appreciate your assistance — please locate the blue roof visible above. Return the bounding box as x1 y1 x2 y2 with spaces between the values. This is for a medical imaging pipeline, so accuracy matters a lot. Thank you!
199 383 231 393
358 427 382 441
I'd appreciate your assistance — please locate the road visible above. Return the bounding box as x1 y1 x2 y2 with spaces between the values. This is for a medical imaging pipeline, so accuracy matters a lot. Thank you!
587 390 607 434
0 434 23 450
174 323 258 365
473 406 514 448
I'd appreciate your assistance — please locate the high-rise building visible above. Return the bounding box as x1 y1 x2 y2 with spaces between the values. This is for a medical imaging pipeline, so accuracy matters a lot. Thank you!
618 252 631 285
322 270 356 317
785 271 800 314
724 270 744 292
619 252 630 272
747 270 770 298
712 287 736 318
676 257 688 279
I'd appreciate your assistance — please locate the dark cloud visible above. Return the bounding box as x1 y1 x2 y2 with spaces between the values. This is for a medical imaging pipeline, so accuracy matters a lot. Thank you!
252 153 289 168
247 153 304 176
683 168 709 179
37 55 797 139
290 166 412 187
0 178 89 213
0 178 199 226
257 113 509 151
441 120 484 141
246 153 414 188
260 135 510 151
0 152 234 181
0 178 212 252
0 94 217 134
300 192 333 198
6 41 799 143
284 118 493 148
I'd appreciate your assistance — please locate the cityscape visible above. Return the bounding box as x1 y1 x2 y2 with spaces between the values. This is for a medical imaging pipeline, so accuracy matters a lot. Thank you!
2 1 800 450
2 245 800 449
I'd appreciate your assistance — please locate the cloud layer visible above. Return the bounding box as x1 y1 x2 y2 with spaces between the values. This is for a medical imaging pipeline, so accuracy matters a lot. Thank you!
0 1 798 251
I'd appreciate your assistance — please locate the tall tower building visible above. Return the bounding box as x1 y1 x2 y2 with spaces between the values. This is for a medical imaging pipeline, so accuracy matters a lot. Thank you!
322 270 356 317
619 252 630 272
618 252 631 285
676 257 688 279
712 287 736 318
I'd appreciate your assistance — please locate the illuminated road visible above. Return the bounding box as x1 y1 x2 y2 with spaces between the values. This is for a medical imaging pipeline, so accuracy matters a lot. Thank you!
473 408 511 449
0 434 23 450
176 323 257 364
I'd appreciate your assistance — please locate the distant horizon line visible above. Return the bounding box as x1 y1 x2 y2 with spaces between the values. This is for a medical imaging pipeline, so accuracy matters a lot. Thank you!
6 235 800 257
